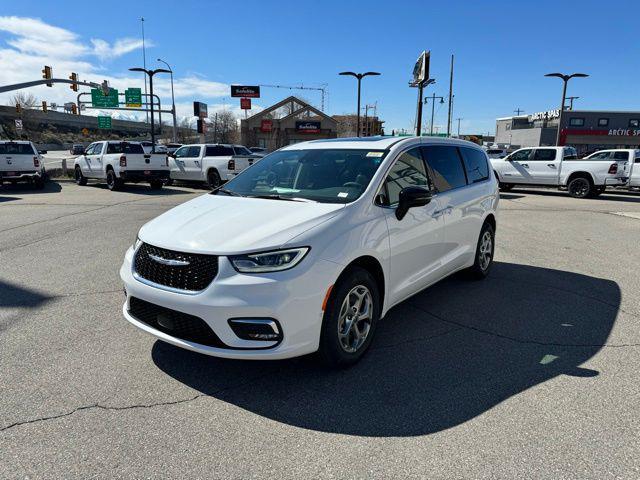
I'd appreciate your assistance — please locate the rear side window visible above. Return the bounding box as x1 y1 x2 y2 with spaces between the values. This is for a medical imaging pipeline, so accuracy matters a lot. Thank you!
383 148 428 205
459 147 489 183
613 151 630 161
106 143 144 154
533 149 557 161
233 146 252 155
187 146 202 157
205 145 234 156
421 145 467 192
0 143 37 155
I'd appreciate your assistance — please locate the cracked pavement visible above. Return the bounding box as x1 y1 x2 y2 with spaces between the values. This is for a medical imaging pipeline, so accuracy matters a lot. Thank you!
1 182 639 479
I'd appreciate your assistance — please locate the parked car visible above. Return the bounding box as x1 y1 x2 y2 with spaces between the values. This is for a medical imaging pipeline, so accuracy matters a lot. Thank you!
70 144 85 155
121 136 499 366
0 140 46 189
491 146 628 198
166 143 182 154
249 146 268 157
167 143 259 188
140 142 167 154
485 147 508 159
73 141 169 190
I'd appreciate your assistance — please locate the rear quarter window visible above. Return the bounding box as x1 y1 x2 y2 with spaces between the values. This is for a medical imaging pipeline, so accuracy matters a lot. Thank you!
422 145 467 192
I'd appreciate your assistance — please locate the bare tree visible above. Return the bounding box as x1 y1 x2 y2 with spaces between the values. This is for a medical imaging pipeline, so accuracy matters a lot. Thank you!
210 110 239 144
11 91 38 109
177 117 195 143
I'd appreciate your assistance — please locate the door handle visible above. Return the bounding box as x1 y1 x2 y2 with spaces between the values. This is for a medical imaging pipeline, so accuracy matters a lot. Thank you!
547 163 556 168
432 206 453 218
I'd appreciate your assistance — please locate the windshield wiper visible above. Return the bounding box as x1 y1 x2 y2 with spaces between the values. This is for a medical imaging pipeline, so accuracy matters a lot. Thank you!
247 194 316 202
213 188 243 197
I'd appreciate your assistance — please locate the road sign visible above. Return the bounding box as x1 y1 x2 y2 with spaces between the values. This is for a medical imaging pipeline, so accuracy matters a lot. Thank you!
82 128 89 136
125 88 142 107
240 98 251 110
97 116 112 129
231 85 260 98
91 88 119 108
193 101 208 118
15 119 22 131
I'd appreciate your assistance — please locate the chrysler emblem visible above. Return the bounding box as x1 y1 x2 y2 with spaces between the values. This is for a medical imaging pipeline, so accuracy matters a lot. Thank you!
148 253 190 267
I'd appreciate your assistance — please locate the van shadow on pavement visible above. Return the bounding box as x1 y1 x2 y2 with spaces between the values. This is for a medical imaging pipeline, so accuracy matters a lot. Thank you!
152 262 619 437
0 180 62 198
0 280 53 333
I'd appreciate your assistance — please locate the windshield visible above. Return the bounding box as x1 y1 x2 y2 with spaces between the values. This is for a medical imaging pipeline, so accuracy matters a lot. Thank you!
217 148 387 203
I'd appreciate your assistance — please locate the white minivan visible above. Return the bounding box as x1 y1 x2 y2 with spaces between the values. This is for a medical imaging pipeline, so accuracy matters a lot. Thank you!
121 137 498 366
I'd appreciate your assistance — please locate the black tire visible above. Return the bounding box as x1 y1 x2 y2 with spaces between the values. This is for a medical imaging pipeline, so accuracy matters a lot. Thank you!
207 169 221 190
592 186 605 196
106 169 122 191
499 183 514 192
465 222 495 280
74 167 87 186
149 180 163 190
319 267 380 368
567 175 592 198
34 176 45 189
165 178 174 186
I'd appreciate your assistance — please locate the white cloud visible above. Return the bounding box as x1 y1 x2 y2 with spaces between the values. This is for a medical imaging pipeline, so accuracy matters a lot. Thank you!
91 37 150 60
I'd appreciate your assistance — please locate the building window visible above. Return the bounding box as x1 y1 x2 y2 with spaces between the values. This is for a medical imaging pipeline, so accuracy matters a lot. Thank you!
598 118 609 127
569 118 585 127
629 119 639 128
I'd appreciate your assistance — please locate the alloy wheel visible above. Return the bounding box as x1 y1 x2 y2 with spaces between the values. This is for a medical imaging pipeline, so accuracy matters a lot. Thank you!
479 230 493 271
337 285 373 353
569 178 589 197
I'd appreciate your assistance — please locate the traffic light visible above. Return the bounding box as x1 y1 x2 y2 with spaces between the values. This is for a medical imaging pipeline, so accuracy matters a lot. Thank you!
69 72 78 92
71 104 78 115
15 104 22 114
42 65 52 87
42 101 48 113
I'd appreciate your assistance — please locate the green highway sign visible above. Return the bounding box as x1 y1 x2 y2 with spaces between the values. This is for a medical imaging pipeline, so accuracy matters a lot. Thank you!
97 116 112 129
125 88 142 107
91 88 119 108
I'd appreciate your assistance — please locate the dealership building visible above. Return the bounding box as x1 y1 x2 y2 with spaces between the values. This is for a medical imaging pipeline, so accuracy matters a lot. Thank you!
495 109 640 154
241 96 337 150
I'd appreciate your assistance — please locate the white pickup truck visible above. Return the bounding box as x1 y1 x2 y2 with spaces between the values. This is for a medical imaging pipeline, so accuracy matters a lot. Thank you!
74 141 169 191
0 140 46 189
491 146 628 198
167 143 259 188
583 149 640 190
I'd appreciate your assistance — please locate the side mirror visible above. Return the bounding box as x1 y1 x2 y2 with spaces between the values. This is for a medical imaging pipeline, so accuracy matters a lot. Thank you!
396 186 431 220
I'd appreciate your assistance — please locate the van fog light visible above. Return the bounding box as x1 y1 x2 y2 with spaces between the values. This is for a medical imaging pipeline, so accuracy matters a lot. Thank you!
228 319 282 342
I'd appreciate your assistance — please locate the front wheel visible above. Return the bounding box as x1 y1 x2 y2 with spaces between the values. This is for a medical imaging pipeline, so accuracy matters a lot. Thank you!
75 167 87 186
465 222 495 280
567 176 592 198
319 267 380 367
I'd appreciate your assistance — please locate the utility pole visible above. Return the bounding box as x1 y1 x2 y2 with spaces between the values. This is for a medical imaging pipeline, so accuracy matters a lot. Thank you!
415 79 435 136
446 54 454 137
141 18 149 124
425 93 445 135
566 96 579 110
514 108 524 115
456 117 463 137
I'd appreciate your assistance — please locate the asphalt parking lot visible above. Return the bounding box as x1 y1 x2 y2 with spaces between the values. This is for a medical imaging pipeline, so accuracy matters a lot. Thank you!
1 181 639 479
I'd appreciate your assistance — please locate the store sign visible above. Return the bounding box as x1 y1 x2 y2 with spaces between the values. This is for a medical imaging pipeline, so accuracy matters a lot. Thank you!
231 85 260 98
296 121 321 133
608 128 640 136
240 98 251 110
193 101 208 118
260 119 273 132
528 109 560 122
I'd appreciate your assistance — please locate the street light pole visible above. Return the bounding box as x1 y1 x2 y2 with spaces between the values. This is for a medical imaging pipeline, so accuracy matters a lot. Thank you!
339 71 381 137
129 67 172 153
426 93 445 135
157 58 177 142
545 72 589 146
456 117 463 137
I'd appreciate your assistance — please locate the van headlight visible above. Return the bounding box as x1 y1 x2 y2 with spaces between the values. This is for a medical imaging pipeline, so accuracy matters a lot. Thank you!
229 247 309 273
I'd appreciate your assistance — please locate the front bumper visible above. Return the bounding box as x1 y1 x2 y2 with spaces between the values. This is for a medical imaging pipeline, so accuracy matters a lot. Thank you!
120 246 339 360
120 170 170 182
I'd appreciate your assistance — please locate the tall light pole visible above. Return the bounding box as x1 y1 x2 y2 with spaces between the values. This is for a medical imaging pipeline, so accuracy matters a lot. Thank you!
339 71 381 137
415 78 435 136
129 67 171 153
157 58 177 142
566 96 580 110
456 117 463 137
140 18 148 124
425 93 445 135
545 72 589 145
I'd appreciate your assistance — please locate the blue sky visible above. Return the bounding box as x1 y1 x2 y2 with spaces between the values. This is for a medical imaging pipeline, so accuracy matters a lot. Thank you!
1 0 639 135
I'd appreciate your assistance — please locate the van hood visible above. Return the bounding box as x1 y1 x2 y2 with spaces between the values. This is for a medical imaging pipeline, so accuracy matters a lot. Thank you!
138 193 345 255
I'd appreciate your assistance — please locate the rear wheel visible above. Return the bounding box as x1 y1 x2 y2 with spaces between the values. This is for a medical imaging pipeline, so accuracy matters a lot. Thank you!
165 178 173 186
106 169 122 191
33 176 45 189
567 176 592 198
149 180 163 190
207 169 221 190
74 167 87 186
465 222 495 280
499 183 514 192
319 267 380 368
